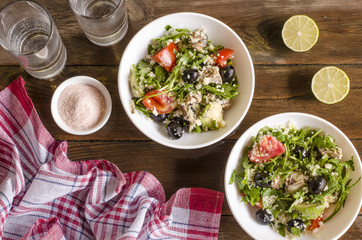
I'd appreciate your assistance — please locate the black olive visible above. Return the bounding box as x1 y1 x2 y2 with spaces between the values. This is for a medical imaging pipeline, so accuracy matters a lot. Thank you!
182 69 199 83
254 172 271 188
286 219 305 233
308 175 327 195
293 146 310 158
172 117 190 132
219 65 235 83
313 148 322 160
255 209 272 225
150 113 168 122
199 62 206 67
166 121 183 139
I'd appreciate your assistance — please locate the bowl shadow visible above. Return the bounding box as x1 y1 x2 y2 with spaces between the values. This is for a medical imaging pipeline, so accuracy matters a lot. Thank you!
257 17 288 52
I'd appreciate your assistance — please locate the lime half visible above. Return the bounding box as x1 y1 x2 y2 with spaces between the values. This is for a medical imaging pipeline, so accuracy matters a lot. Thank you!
311 66 350 104
282 15 319 52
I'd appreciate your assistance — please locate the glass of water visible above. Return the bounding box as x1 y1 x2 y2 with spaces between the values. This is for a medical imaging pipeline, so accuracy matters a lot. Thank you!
0 1 67 79
68 0 128 46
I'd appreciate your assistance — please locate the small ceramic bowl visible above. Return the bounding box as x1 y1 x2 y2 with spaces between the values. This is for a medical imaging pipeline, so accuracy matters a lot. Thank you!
51 76 112 135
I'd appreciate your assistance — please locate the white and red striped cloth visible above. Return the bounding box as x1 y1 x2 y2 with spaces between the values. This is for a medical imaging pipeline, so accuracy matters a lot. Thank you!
0 77 224 240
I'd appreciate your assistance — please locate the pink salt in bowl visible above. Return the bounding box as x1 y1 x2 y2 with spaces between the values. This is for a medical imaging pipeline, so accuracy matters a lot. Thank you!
51 76 112 135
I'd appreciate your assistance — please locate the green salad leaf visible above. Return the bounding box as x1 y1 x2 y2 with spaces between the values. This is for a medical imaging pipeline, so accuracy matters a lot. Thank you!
131 25 240 135
229 123 360 237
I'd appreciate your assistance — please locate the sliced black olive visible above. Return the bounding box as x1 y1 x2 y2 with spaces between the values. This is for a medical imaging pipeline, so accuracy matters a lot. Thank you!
286 219 305 233
293 146 310 158
166 121 183 139
254 172 271 188
308 175 327 195
255 209 272 225
172 117 190 132
182 68 199 83
219 65 235 83
150 113 168 122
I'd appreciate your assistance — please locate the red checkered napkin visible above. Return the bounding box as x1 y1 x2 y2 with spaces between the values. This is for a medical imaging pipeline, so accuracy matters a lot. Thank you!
0 77 224 240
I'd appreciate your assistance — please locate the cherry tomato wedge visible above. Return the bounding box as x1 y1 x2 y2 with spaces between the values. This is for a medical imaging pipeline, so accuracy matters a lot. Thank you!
255 199 263 208
152 43 178 72
216 48 234 68
142 89 177 114
307 214 324 231
248 135 286 163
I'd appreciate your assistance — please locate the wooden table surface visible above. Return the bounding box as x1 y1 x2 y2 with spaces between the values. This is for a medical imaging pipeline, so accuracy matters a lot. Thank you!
0 0 361 239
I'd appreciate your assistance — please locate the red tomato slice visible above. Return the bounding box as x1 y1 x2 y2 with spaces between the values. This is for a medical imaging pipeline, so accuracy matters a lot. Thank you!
142 89 177 114
307 214 324 231
255 199 263 208
248 135 286 163
152 43 178 72
216 48 234 68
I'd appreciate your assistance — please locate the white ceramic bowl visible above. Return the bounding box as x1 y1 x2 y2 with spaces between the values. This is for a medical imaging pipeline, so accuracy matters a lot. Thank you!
51 76 112 135
224 112 362 240
118 12 254 149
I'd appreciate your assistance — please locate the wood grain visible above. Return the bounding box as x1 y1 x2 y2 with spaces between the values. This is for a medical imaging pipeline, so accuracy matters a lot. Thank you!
65 140 362 213
2 0 362 65
218 215 362 240
0 65 359 140
0 0 361 239
65 140 362 238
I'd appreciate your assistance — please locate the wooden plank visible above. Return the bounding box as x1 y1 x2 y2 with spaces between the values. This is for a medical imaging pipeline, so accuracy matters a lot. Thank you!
0 1 360 239
65 140 362 214
66 139 362 238
1 0 362 65
218 216 253 240
0 65 360 141
218 215 362 240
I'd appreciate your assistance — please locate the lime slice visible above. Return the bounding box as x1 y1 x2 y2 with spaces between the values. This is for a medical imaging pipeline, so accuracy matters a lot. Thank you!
282 15 319 52
311 66 350 104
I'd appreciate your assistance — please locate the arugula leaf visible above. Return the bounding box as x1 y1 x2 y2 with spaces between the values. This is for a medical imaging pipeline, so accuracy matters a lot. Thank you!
290 226 302 237
212 45 224 55
153 28 190 43
159 50 193 92
203 83 239 99
133 99 150 116
229 170 236 184
165 25 172 31
344 157 355 170
243 186 261 206
314 134 337 149
192 125 203 133
230 123 360 238
324 176 361 222
155 65 166 83
177 84 194 102
147 26 190 54
278 225 286 237
241 147 252 170
259 126 273 134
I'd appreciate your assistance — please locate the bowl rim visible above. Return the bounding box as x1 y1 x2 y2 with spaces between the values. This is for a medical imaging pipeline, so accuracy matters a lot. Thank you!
224 112 362 240
117 11 255 149
51 76 112 135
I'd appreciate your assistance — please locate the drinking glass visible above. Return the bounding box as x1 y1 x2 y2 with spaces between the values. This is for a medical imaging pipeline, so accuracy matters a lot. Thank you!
0 0 67 79
68 0 128 46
